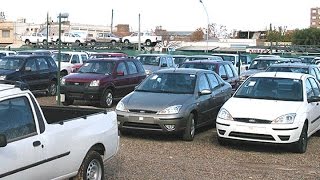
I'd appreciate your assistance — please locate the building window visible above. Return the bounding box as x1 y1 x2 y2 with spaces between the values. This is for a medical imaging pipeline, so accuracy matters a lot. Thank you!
312 9 317 13
312 16 316 19
312 22 316 25
2 30 10 38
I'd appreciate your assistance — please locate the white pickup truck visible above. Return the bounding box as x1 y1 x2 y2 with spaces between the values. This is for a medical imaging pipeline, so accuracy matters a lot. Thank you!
0 81 119 180
122 32 162 46
52 32 86 45
21 33 51 45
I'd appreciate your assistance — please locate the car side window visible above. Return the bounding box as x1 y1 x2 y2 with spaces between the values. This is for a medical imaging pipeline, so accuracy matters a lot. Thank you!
37 58 49 70
81 55 88 61
206 73 219 89
127 61 138 74
117 62 128 75
219 65 227 77
224 64 235 78
0 96 36 142
308 78 320 96
160 57 168 67
312 68 320 80
25 59 37 71
198 74 210 91
47 57 57 68
71 55 80 64
167 57 173 67
133 60 145 73
306 79 315 98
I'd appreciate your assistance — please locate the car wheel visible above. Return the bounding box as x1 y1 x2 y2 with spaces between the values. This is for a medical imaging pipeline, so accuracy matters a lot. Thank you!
145 40 151 46
111 40 116 45
100 89 113 108
46 81 57 96
76 150 104 180
91 40 96 46
25 39 31 45
62 97 74 106
293 123 308 153
43 39 47 44
124 39 129 45
183 113 195 141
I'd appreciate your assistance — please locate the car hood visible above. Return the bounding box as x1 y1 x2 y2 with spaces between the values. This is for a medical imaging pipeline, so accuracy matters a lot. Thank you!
125 91 192 112
223 97 303 121
240 69 264 77
64 73 110 82
142 65 160 72
0 69 17 75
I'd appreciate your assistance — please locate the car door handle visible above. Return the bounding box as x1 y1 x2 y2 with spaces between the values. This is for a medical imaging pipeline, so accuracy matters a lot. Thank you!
33 141 41 147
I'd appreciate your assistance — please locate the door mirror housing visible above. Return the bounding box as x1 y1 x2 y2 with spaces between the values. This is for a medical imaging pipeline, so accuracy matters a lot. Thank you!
199 89 211 95
245 66 249 70
0 134 7 147
307 96 320 103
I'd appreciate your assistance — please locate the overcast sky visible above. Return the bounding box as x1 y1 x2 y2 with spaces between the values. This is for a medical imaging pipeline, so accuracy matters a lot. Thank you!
2 0 319 32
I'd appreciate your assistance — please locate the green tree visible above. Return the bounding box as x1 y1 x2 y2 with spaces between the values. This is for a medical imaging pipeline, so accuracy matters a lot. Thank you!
292 28 320 45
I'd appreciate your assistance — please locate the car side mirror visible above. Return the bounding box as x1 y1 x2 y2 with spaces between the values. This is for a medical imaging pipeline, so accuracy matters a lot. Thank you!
0 134 7 147
161 63 167 67
307 96 320 103
199 89 211 95
117 71 124 76
220 75 228 80
25 67 31 71
245 66 249 70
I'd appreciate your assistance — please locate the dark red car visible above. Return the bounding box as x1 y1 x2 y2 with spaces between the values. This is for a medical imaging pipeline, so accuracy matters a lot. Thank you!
61 58 146 107
180 60 240 92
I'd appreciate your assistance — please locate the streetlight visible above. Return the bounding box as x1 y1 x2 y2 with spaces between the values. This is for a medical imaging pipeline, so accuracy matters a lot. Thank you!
56 13 69 106
199 0 209 53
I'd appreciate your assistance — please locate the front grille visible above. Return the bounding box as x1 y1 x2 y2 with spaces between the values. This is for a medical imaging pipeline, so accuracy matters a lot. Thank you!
234 118 272 124
229 131 275 141
128 109 157 114
66 82 88 86
123 122 162 130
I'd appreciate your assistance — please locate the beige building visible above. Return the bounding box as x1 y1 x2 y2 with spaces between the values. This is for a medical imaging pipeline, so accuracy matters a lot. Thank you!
0 21 14 44
310 7 320 28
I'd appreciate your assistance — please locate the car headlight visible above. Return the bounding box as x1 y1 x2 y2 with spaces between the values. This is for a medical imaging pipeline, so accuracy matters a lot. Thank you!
273 113 296 124
0 75 6 80
157 105 182 115
218 108 234 121
61 78 66 85
89 80 100 87
116 101 128 112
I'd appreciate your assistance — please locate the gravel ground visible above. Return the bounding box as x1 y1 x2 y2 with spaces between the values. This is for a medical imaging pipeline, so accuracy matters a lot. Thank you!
37 96 320 180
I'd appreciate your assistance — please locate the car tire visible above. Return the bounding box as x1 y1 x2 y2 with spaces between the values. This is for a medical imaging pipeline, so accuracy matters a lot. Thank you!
145 40 151 46
183 113 195 141
111 40 116 45
46 81 57 96
25 39 31 45
124 39 129 45
100 89 113 108
76 150 104 180
293 123 308 153
62 97 74 106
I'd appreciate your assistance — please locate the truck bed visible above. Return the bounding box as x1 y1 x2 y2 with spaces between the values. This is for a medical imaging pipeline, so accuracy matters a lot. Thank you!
41 106 106 124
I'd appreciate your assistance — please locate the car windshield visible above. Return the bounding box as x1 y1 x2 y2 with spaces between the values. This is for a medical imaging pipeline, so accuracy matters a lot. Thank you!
52 53 72 62
136 73 196 94
0 58 24 70
249 60 278 70
78 61 115 74
180 63 216 71
136 56 160 66
234 77 303 101
173 57 187 65
219 55 236 64
266 66 309 74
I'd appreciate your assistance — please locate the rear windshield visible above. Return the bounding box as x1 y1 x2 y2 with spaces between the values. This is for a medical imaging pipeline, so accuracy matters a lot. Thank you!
52 53 72 62
249 60 278 70
136 56 160 66
180 63 216 71
266 67 309 74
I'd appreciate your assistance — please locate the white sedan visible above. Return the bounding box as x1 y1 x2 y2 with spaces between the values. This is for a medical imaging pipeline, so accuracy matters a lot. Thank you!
216 72 320 153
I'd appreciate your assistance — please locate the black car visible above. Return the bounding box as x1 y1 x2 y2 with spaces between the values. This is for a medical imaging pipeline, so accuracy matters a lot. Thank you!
116 68 232 141
0 55 58 95
266 63 320 81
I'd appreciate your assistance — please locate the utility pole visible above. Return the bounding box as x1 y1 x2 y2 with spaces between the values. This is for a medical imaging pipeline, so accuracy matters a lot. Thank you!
199 0 209 53
111 9 114 33
57 13 62 106
46 12 49 49
138 13 141 52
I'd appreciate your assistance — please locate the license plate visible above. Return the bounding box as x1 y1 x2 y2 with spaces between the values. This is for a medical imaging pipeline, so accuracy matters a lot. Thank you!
57 94 65 102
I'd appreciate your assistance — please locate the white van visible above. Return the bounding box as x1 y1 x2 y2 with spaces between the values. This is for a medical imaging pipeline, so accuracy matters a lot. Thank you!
212 53 252 74
51 51 88 76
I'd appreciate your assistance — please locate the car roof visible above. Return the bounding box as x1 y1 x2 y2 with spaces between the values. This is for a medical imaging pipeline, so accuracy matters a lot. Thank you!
182 59 231 65
251 72 307 80
156 68 212 74
252 57 287 61
86 57 134 62
136 54 171 57
269 63 317 68
4 55 51 59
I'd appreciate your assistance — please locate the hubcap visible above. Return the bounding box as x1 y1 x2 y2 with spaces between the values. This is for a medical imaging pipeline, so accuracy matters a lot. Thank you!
106 92 113 106
49 84 57 95
190 118 195 137
86 159 102 180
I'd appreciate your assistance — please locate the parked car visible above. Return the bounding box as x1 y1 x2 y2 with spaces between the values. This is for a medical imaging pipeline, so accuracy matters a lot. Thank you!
212 53 252 73
61 58 146 107
256 54 281 58
16 50 55 56
122 31 162 46
0 81 119 179
216 72 320 153
89 52 128 59
21 33 51 44
135 54 176 75
184 55 223 62
298 56 318 64
172 55 188 67
116 68 232 141
239 57 285 82
0 55 58 96
266 63 320 81
51 51 88 76
180 60 240 92
0 50 16 59
88 32 122 45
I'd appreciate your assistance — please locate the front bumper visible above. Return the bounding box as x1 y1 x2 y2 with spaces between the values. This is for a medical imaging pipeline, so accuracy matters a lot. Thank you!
61 85 103 101
216 118 302 144
117 111 188 133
